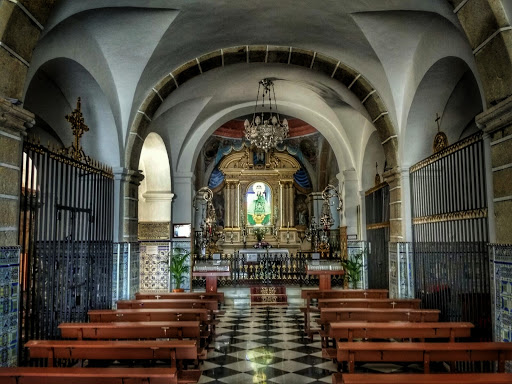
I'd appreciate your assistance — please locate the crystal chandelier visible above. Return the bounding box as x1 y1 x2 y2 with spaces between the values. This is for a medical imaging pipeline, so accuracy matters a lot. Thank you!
244 79 289 151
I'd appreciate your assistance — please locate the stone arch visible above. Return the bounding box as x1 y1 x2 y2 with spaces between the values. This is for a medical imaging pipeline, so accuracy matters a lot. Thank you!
125 46 398 172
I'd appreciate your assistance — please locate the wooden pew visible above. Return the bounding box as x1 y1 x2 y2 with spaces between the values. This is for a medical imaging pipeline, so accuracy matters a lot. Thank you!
26 339 198 368
318 298 421 309
322 321 473 357
333 372 512 384
329 321 474 342
116 299 218 312
0 367 201 384
59 321 203 342
301 289 388 335
319 308 440 324
88 308 210 323
136 292 224 306
336 341 512 373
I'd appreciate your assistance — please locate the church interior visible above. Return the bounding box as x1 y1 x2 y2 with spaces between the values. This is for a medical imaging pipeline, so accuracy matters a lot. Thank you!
1 1 512 382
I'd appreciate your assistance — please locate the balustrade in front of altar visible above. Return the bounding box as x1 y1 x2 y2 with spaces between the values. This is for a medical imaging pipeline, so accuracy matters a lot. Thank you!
191 250 346 288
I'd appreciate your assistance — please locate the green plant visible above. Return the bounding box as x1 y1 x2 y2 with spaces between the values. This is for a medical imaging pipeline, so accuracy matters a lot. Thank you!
166 249 190 290
342 252 364 285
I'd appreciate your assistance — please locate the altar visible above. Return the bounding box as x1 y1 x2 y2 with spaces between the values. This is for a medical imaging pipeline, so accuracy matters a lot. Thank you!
239 248 290 262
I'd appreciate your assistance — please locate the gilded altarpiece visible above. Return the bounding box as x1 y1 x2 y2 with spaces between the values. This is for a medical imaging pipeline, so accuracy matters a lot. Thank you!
218 149 302 252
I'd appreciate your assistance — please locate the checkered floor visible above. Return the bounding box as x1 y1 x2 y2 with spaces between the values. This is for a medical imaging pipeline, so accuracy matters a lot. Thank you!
199 305 338 384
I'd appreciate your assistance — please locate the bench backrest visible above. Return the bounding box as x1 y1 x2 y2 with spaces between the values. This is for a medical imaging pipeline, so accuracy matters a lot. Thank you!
0 367 178 384
116 299 218 311
301 289 389 300
135 292 224 303
318 298 421 309
88 309 210 322
59 321 201 340
26 340 198 367
337 373 512 384
328 321 474 341
320 308 440 322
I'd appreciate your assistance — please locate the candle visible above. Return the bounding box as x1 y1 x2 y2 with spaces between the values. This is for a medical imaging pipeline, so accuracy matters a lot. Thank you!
287 221 290 228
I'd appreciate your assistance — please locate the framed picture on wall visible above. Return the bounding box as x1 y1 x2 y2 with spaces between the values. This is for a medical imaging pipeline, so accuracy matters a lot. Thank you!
173 223 191 238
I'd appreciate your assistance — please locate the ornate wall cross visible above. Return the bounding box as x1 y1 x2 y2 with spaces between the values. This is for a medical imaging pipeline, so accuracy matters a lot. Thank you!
65 97 89 161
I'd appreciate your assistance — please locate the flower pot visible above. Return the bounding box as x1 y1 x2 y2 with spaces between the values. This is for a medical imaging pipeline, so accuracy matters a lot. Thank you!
172 288 185 293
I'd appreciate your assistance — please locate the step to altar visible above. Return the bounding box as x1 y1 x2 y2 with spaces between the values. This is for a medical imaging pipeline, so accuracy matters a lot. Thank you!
250 286 288 305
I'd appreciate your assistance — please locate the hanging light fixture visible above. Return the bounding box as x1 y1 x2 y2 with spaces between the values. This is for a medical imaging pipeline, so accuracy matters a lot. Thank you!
244 79 289 151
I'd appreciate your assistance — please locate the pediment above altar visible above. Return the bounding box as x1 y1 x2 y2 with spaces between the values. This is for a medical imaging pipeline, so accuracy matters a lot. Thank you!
218 149 300 178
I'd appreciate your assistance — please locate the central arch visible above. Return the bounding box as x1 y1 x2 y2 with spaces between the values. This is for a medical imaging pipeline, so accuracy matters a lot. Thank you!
126 45 398 172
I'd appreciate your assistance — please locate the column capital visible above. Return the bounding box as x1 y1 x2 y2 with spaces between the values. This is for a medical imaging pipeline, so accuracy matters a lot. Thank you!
113 167 144 185
476 95 512 135
0 98 35 135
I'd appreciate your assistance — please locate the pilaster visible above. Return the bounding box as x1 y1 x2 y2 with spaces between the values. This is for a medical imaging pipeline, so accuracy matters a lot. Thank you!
476 95 512 243
113 167 144 243
0 98 34 246
383 167 404 243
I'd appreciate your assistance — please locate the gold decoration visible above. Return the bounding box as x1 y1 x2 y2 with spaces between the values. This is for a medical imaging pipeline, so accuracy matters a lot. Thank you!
374 162 381 186
413 208 487 225
64 97 89 162
433 113 448 153
366 222 390 230
410 131 483 173
138 222 170 240
365 182 388 196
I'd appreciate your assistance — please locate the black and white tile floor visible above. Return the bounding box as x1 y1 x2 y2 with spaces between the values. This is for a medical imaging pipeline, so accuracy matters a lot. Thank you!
198 305 337 384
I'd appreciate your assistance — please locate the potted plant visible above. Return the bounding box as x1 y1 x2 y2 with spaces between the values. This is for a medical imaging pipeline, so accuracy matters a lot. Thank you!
166 248 190 292
341 252 364 289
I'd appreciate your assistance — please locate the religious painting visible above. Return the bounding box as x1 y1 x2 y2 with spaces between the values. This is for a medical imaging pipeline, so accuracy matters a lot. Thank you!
247 182 272 226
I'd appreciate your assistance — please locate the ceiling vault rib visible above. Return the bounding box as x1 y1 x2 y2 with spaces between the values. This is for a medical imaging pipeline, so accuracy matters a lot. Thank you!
473 26 512 55
453 0 470 14
0 41 29 67
196 58 203 74
373 111 389 124
362 90 376 104
169 73 179 88
137 110 152 122
348 74 361 89
381 134 397 145
152 88 164 102
310 52 317 69
331 61 340 78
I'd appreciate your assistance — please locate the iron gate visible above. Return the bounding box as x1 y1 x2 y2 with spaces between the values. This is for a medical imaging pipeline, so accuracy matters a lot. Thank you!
19 140 114 363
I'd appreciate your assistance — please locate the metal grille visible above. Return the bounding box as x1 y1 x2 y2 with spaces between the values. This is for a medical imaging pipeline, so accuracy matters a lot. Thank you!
19 142 114 364
413 242 491 340
410 132 488 242
365 184 390 289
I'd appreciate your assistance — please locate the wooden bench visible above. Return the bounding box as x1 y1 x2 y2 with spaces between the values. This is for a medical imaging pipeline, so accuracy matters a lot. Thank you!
321 321 473 358
135 292 224 306
116 299 218 312
319 308 440 324
336 341 512 373
59 321 204 343
0 367 202 384
301 289 388 335
88 308 210 323
332 372 512 384
318 298 421 309
26 339 199 368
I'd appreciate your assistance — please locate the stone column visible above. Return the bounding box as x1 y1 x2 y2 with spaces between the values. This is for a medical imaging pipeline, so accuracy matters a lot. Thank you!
0 98 34 246
359 190 367 240
476 96 512 243
383 167 404 243
223 182 231 228
172 172 195 225
400 167 413 242
338 170 358 238
113 168 144 243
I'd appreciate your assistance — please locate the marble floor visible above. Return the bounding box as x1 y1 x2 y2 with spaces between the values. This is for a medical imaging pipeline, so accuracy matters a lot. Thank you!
198 305 337 384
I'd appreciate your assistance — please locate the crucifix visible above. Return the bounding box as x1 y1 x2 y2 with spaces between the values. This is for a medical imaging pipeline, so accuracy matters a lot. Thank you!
435 112 441 132
65 97 89 161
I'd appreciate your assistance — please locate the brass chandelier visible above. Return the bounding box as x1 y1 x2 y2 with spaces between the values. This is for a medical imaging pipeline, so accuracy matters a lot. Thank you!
244 79 289 151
